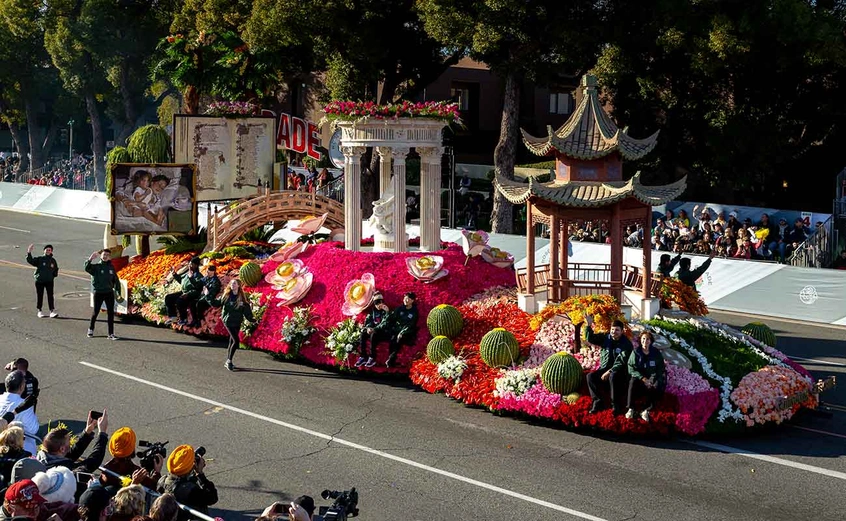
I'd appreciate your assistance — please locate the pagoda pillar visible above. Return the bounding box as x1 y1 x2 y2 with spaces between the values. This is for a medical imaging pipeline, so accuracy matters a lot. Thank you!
550 214 559 302
560 216 569 300
526 202 535 295
610 203 622 303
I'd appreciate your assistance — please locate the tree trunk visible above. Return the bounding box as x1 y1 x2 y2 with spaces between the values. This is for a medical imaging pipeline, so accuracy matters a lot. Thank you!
490 72 520 234
42 120 59 159
9 124 29 174
24 94 45 171
116 60 140 146
85 91 107 191
183 85 199 115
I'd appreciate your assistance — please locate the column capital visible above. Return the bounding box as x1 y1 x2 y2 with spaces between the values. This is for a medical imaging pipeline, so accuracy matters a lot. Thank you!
376 146 393 159
391 146 411 162
416 146 444 162
340 146 367 159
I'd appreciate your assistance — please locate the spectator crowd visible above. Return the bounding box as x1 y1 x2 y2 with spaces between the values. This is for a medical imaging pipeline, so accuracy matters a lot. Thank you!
2 154 96 191
0 359 318 521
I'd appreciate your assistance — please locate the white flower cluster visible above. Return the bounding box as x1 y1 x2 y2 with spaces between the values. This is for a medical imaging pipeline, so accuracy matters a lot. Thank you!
671 316 790 370
641 320 744 423
437 355 468 382
325 318 363 361
494 368 541 398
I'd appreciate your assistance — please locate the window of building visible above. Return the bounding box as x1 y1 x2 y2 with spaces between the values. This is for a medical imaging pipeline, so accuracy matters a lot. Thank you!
549 92 572 115
451 87 470 111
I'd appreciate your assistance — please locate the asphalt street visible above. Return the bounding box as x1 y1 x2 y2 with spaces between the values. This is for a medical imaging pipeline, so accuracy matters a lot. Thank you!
1 210 845 521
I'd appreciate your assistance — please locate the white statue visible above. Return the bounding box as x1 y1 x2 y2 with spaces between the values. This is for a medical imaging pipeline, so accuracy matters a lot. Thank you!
369 179 395 235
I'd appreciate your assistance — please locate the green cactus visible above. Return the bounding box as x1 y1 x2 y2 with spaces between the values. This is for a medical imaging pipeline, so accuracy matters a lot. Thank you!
239 262 262 287
565 392 582 406
427 336 456 364
427 304 464 339
479 328 519 368
541 352 583 395
741 322 777 347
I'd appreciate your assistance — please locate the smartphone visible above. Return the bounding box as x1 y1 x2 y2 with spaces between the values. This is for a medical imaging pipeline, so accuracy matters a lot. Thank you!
89 410 103 420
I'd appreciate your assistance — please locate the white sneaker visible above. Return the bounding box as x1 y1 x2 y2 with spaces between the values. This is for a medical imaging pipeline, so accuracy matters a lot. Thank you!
641 410 650 422
49 311 58 318
625 409 635 419
37 311 45 318
87 329 94 338
108 334 119 341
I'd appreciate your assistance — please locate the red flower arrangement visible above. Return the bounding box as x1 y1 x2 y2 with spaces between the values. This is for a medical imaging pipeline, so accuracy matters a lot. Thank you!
323 100 462 125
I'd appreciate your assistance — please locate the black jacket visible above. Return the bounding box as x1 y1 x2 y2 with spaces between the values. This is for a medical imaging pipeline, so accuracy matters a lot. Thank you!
158 473 218 521
0 448 32 486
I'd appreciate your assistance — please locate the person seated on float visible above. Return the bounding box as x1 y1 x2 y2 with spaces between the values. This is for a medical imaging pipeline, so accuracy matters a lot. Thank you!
584 316 633 415
622 331 666 422
657 252 682 277
676 249 717 290
165 258 203 326
190 264 222 328
384 292 419 368
100 427 163 491
355 293 391 369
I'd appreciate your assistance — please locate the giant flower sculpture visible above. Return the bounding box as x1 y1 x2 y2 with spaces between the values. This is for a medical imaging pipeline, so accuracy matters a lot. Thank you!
342 273 376 316
274 268 313 308
406 255 448 283
265 259 306 287
461 229 489 265
270 242 307 263
480 247 514 269
291 213 328 235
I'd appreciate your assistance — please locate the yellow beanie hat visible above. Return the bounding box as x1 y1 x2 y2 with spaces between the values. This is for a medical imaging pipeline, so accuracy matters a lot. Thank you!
108 427 137 458
167 445 195 477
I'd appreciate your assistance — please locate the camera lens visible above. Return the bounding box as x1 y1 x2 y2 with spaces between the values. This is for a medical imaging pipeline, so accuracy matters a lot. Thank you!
195 446 206 457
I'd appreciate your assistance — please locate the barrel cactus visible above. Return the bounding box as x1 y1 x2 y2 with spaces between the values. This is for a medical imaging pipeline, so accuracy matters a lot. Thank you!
427 336 455 364
565 392 582 406
541 353 583 395
427 304 463 339
239 262 262 287
742 322 777 347
479 328 519 368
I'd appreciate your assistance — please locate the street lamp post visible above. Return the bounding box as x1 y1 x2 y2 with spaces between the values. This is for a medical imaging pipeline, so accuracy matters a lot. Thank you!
68 119 75 161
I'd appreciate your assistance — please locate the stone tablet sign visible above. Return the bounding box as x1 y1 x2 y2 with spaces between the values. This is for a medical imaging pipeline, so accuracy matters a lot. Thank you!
173 115 276 202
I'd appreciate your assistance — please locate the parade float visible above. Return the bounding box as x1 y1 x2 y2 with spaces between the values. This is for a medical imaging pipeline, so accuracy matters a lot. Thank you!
110 82 831 437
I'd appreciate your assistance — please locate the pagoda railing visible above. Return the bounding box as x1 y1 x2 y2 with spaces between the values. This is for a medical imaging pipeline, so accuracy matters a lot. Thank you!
516 263 662 303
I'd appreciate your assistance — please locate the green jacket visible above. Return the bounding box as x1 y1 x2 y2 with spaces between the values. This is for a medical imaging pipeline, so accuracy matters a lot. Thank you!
174 270 203 299
677 258 712 289
586 325 633 373
626 348 666 389
27 253 58 283
364 307 390 330
198 275 222 304
212 294 254 328
385 304 419 340
84 259 120 294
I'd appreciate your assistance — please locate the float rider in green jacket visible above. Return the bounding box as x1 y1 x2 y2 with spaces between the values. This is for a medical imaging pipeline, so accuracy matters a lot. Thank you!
676 250 717 291
620 331 666 422
26 244 59 318
85 249 122 340
384 292 419 368
190 264 222 328
355 292 391 369
165 257 203 326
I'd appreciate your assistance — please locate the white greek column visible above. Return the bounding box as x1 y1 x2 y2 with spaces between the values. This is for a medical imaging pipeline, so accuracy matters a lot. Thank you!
376 147 393 197
342 146 366 251
391 146 410 252
417 147 444 251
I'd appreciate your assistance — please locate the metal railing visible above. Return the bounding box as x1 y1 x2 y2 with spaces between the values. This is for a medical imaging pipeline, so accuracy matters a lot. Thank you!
314 176 344 203
788 216 833 268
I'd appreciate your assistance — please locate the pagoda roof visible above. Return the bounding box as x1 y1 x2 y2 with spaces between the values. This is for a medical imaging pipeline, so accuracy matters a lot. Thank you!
494 171 687 207
522 75 659 161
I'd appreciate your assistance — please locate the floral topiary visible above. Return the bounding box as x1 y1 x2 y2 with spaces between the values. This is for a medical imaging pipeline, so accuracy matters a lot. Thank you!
427 336 455 364
742 322 777 347
541 352 583 395
479 328 520 368
239 262 262 287
427 304 463 339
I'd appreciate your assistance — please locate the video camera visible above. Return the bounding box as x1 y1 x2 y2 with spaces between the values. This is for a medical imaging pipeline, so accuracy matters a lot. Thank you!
316 488 359 521
136 440 168 473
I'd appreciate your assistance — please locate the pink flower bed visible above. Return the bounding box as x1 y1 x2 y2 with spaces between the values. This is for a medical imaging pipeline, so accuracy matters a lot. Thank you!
730 365 817 426
245 241 516 372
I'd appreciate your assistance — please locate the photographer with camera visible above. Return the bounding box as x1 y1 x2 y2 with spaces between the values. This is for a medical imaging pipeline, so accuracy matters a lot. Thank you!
100 428 163 491
260 496 314 521
157 445 217 521
36 410 109 474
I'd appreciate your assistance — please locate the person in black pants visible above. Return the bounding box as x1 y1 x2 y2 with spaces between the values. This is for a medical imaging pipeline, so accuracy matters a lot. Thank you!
354 293 390 369
190 264 222 328
211 279 255 371
165 258 203 326
26 244 59 318
622 331 666 422
385 292 419 368
585 317 633 415
85 249 121 340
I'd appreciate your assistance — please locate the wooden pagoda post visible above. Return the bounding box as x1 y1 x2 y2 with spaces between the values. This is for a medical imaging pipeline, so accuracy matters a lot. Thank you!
526 201 535 295
610 203 622 303
560 216 569 300
642 204 652 299
550 213 559 302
